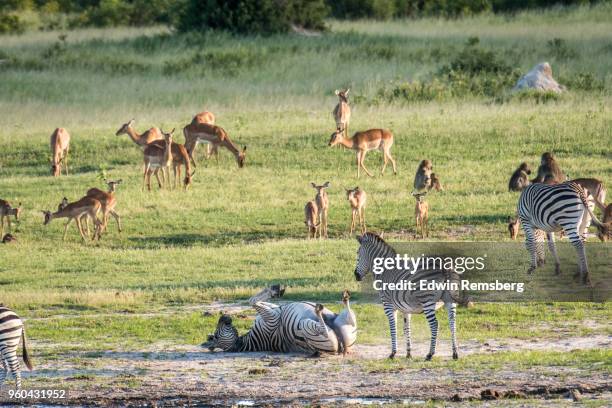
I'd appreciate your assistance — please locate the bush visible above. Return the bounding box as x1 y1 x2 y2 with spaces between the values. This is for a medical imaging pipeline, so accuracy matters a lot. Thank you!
440 39 512 76
177 0 329 35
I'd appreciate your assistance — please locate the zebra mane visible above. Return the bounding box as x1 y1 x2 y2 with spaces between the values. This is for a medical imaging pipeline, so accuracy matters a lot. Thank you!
359 232 396 254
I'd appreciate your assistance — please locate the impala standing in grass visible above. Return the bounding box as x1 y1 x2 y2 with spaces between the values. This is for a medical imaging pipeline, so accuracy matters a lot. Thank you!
183 122 247 168
115 119 164 147
333 89 351 139
50 128 70 177
187 111 216 162
142 129 174 191
311 182 330 239
42 196 103 241
346 187 366 235
0 199 22 236
84 179 122 235
329 128 396 178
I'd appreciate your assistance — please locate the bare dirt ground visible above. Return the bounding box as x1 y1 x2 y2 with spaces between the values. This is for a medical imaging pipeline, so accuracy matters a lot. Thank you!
1 334 609 407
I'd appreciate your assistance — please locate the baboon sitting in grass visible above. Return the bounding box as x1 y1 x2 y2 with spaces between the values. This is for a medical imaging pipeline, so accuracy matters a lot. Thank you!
532 152 566 184
509 162 531 191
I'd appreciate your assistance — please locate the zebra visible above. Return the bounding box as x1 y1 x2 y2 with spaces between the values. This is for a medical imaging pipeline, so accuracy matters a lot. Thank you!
0 305 33 389
354 233 466 360
203 287 357 356
517 181 610 286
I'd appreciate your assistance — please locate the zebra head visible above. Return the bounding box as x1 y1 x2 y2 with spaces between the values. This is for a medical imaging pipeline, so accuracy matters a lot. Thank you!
354 232 387 281
202 314 239 352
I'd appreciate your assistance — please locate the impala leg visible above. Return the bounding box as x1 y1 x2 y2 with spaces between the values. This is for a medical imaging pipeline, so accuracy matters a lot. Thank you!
75 217 87 241
361 208 366 234
359 151 374 177
381 150 388 175
387 150 397 175
143 163 149 191
6 217 10 234
349 210 355 235
0 216 4 236
110 210 121 232
64 150 69 175
154 169 162 189
63 218 73 241
355 152 360 179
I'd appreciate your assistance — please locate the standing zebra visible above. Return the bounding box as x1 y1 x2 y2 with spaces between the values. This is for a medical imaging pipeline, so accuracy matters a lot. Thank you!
354 233 465 360
203 287 357 355
517 181 610 286
0 305 33 389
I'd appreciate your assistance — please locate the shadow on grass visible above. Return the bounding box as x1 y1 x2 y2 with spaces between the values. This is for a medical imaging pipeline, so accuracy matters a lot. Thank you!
127 231 291 248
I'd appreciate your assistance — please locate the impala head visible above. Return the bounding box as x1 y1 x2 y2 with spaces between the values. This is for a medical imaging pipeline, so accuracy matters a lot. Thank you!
354 232 385 281
105 179 123 192
346 186 359 199
184 170 195 190
597 204 612 242
237 146 247 168
116 119 135 136
328 127 344 147
162 128 175 144
508 216 520 240
311 181 330 193
203 314 239 352
12 203 22 220
335 88 350 102
42 210 53 225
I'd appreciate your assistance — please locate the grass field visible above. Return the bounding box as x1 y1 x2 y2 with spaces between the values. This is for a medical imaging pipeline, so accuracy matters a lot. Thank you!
0 4 611 406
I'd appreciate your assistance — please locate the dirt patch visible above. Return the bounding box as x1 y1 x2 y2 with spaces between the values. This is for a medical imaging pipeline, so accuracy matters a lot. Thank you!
1 335 608 406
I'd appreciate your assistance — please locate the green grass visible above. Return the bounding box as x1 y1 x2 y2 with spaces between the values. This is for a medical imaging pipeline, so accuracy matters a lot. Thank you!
0 5 610 358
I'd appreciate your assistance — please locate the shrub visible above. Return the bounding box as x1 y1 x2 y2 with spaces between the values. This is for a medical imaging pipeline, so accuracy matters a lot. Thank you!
440 39 512 76
177 0 329 35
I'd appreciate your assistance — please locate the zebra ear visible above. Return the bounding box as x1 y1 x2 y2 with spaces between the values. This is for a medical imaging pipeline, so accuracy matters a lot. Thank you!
356 235 363 244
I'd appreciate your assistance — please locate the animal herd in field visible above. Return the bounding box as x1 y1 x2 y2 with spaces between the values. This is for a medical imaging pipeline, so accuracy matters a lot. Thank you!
1 88 611 390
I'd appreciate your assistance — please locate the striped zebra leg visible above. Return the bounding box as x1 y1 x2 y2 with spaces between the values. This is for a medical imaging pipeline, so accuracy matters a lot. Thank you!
566 230 592 286
424 305 439 361
383 304 398 359
447 303 458 360
402 313 412 358
0 353 7 385
546 232 561 275
520 221 539 274
2 346 21 388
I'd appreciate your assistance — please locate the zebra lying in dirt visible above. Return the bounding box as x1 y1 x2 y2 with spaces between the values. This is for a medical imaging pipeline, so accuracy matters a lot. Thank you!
203 286 357 355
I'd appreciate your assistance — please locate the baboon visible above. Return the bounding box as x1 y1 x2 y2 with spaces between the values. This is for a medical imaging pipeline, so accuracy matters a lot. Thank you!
429 173 444 191
508 162 532 192
2 233 16 243
507 216 520 240
532 152 565 184
413 160 433 192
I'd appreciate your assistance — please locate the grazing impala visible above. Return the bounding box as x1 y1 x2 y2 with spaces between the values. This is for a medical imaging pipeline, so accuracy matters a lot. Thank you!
42 196 103 241
115 119 164 147
143 129 174 191
329 128 396 179
0 199 22 236
311 182 330 239
183 122 247 168
85 179 122 235
346 187 366 235
333 89 351 139
414 192 429 238
50 128 70 177
187 111 216 161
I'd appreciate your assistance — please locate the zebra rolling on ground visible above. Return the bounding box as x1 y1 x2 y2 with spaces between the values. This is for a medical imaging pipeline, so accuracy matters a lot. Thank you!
354 233 466 360
517 181 610 286
0 305 33 389
203 286 357 355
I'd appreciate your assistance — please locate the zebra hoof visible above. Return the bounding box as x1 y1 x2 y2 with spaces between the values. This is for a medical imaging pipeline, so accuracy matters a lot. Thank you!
425 353 433 361
452 352 459 360
527 267 536 275
388 351 396 359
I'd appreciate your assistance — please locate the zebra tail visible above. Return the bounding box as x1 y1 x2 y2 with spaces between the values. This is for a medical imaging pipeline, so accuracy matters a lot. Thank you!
22 328 33 370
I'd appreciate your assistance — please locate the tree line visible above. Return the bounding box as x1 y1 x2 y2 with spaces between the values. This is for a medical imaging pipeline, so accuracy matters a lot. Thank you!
1 0 601 34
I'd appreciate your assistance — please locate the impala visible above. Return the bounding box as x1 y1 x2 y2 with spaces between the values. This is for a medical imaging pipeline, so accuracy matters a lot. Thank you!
304 201 320 239
85 179 122 235
311 182 330 239
329 128 396 178
414 192 429 238
149 138 196 189
50 128 70 177
143 129 174 191
115 119 164 147
346 187 366 235
187 111 216 162
42 196 103 241
0 199 22 236
332 89 351 139
183 122 247 168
